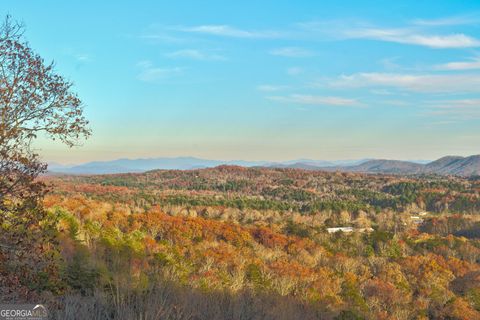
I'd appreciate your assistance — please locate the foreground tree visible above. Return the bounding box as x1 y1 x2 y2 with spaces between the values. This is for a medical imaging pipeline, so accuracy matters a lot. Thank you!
0 15 90 298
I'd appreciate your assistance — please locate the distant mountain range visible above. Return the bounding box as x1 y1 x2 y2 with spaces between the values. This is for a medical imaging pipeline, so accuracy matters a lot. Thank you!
48 157 260 174
47 155 480 176
284 155 480 176
47 157 367 175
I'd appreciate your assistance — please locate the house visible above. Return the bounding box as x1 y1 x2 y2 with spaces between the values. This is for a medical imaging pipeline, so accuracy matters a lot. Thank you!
327 227 354 233
327 227 374 234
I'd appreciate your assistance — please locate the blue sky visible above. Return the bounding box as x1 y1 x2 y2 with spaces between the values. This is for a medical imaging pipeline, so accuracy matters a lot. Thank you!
3 0 480 164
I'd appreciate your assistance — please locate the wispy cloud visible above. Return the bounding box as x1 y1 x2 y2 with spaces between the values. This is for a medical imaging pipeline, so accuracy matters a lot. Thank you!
434 57 480 70
140 33 190 44
136 60 184 82
269 47 313 57
412 15 480 26
300 19 480 49
174 25 284 39
432 98 480 107
331 72 480 93
268 94 359 107
428 120 459 126
370 89 394 95
426 99 480 120
381 100 411 107
139 24 195 44
166 49 226 61
344 27 480 48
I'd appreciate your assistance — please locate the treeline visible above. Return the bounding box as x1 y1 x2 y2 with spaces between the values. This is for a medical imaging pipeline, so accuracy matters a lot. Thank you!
23 167 480 319
49 166 480 216
20 189 480 319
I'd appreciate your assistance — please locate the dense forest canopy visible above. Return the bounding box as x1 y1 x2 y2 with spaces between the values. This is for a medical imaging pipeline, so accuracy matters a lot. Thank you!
32 166 480 319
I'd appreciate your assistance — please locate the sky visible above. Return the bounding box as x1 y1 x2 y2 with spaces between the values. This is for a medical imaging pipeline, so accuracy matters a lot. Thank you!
2 0 480 164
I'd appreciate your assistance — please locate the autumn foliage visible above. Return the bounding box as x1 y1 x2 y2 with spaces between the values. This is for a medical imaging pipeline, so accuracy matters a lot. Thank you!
33 167 480 319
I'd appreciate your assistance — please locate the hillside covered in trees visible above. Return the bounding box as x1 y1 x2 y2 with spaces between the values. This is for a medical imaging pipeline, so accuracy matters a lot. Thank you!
12 166 478 319
50 166 480 218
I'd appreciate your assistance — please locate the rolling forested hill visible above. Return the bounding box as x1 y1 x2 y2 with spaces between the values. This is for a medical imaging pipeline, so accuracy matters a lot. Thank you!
29 166 480 319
